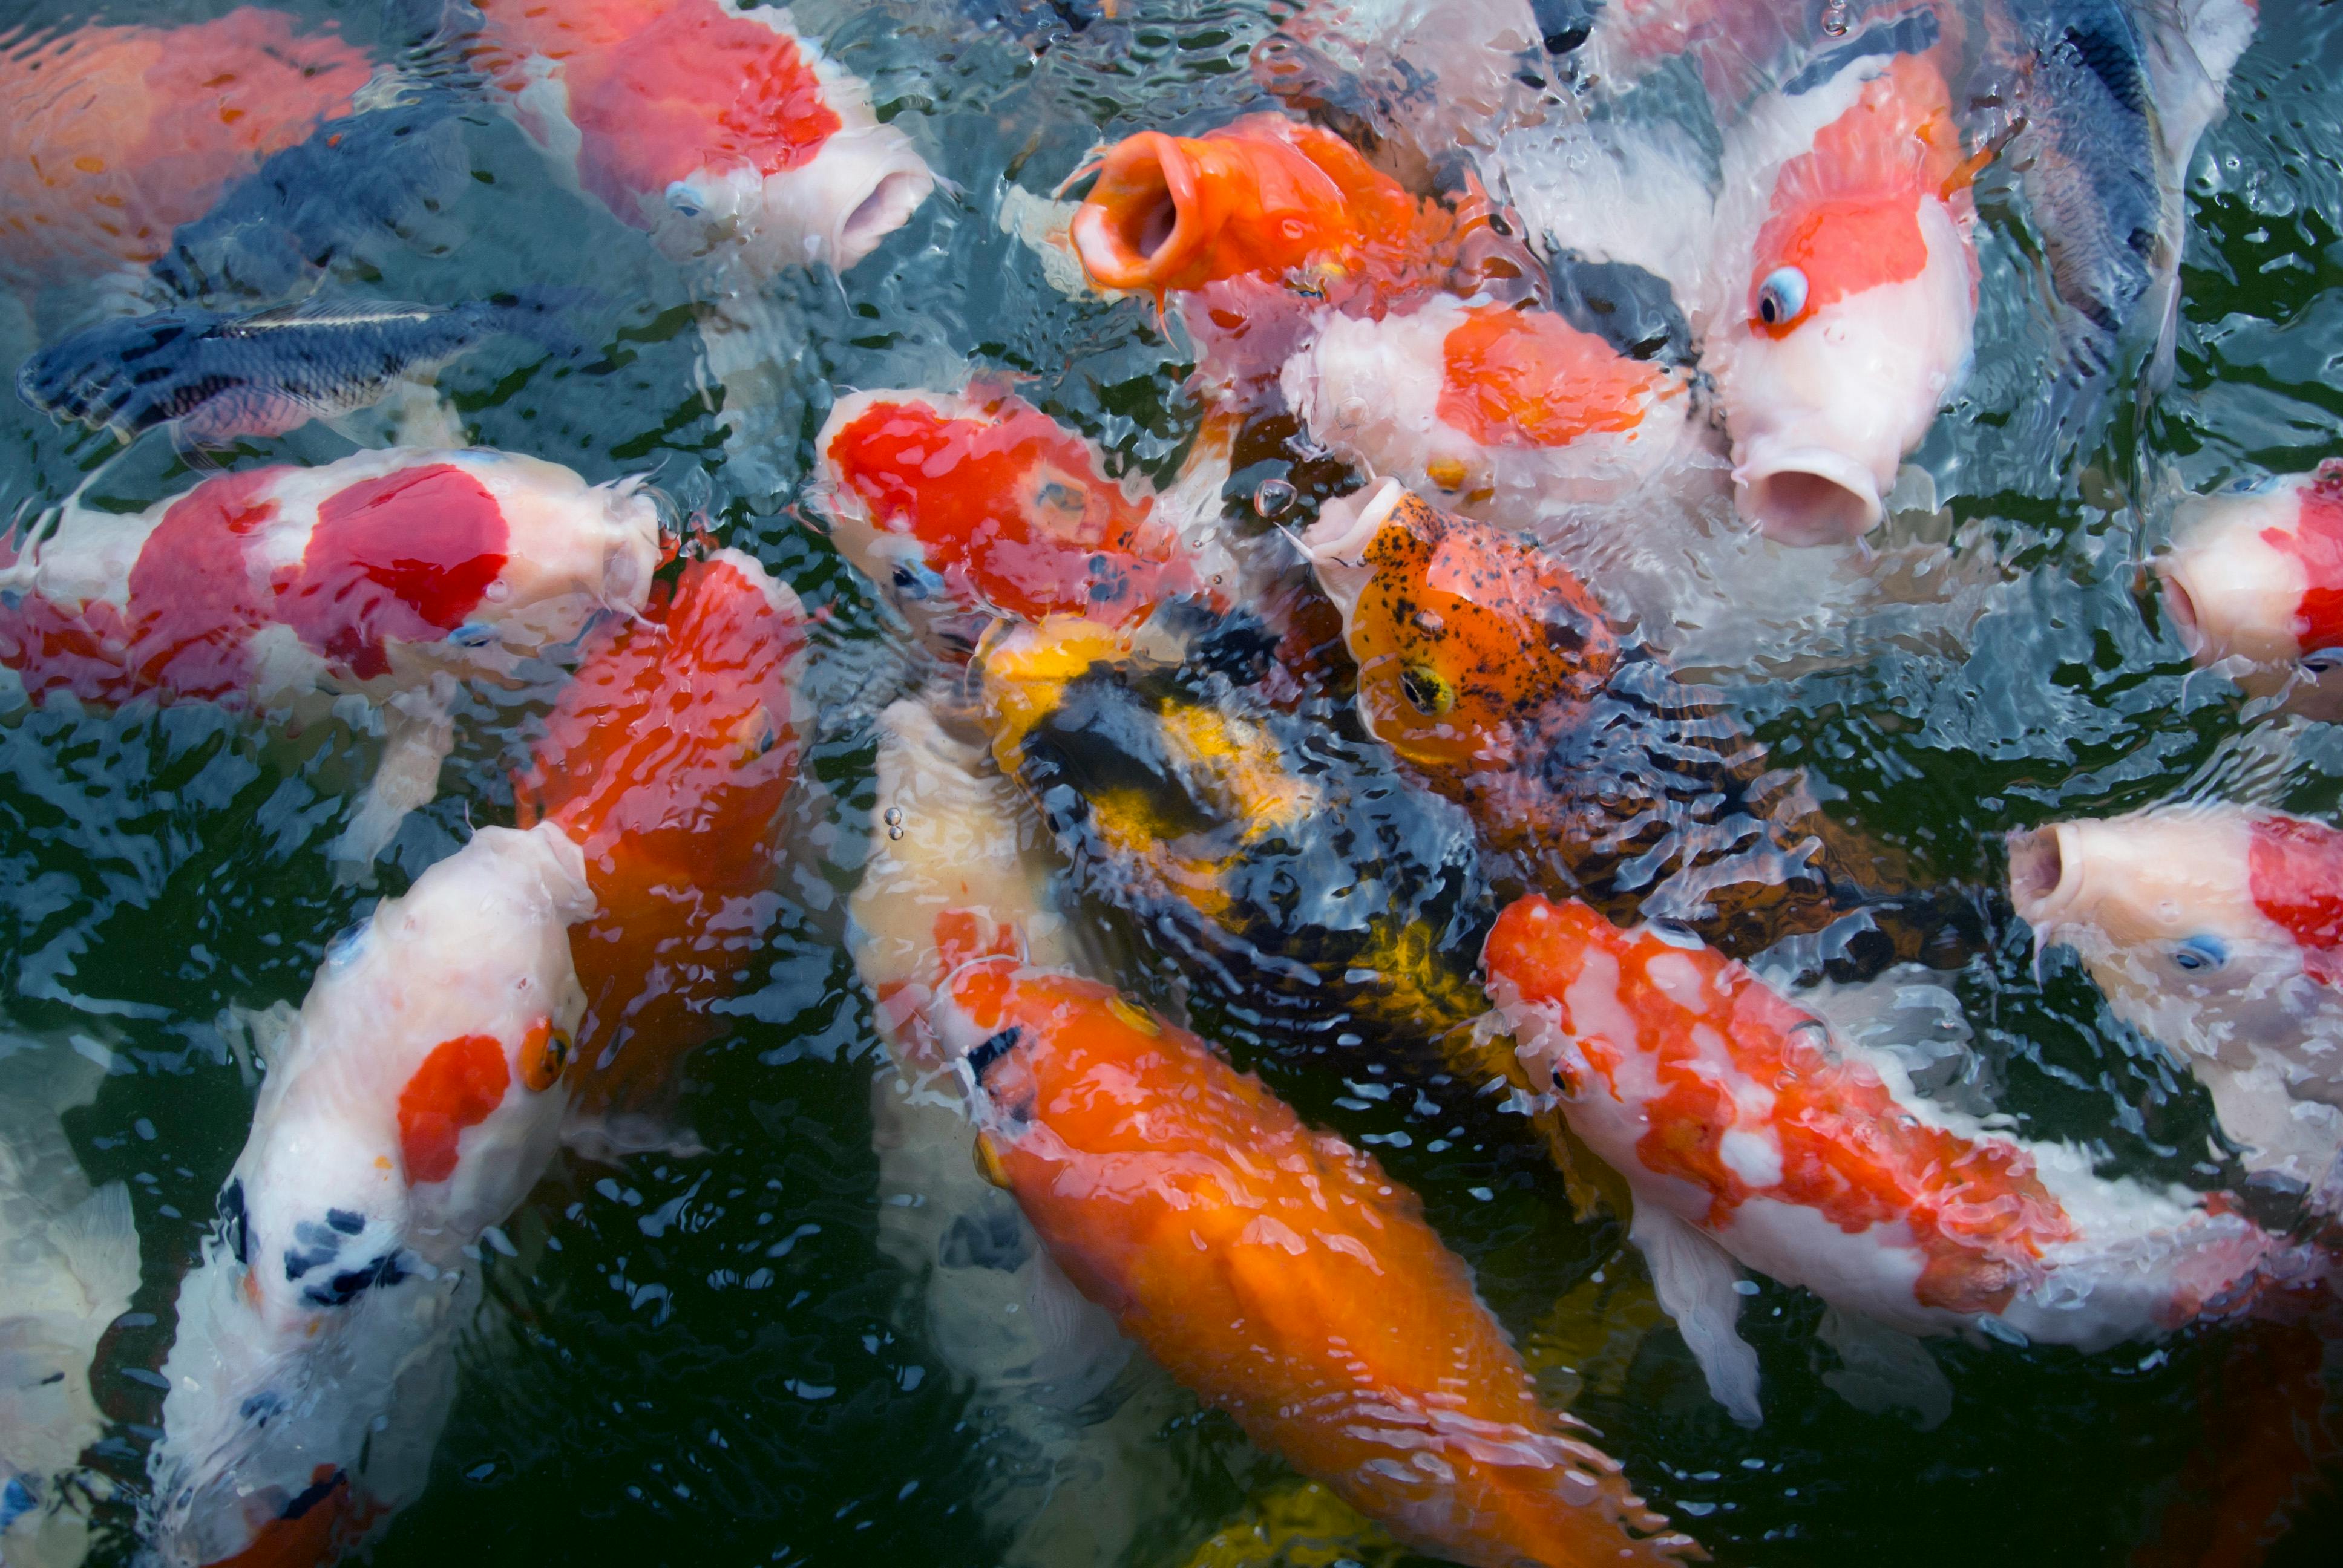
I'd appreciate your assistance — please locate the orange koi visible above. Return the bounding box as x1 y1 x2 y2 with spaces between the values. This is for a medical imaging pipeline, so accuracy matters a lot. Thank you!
931 956 1697 1568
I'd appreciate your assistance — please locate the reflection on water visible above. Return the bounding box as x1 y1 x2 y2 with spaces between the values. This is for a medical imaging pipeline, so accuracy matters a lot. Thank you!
2 1 2341 1564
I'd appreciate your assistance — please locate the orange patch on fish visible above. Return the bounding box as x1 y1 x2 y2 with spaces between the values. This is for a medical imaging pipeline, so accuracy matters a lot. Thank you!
396 1035 511 1186
202 1465 364 1568
1484 896 2077 1315
1437 305 1669 446
517 554 804 1110
942 959 1691 1568
1748 53 1972 335
1346 489 1618 773
828 394 1196 626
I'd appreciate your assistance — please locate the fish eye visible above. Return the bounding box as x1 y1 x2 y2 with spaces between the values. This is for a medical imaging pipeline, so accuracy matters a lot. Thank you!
1755 266 1809 328
2171 935 2229 972
522 1018 572 1092
2301 651 2343 678
1399 662 1455 715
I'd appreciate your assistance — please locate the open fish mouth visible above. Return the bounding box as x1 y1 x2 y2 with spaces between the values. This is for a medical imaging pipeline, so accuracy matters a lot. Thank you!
1731 444 1883 546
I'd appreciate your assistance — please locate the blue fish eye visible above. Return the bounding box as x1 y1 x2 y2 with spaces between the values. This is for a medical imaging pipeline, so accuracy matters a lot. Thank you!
890 558 947 603
2172 935 2229 972
445 622 497 648
1755 266 1809 328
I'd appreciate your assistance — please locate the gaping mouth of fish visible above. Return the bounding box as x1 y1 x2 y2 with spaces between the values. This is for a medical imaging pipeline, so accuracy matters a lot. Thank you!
837 167 934 269
2157 561 2210 659
1732 445 1883 547
2005 825 2080 925
1070 132 1202 291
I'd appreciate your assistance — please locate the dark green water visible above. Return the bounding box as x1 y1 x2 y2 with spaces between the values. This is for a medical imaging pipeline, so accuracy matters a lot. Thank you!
4 1 2342 1564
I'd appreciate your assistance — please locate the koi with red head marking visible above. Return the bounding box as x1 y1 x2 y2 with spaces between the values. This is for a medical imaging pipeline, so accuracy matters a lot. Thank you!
0 448 660 861
1282 293 1711 518
2158 462 2343 719
930 957 1698 1567
471 0 933 276
0 9 370 292
1483 894 2287 1423
1705 48 1981 544
811 387 1222 654
146 547 810 1565
2008 804 2343 1209
517 549 809 1114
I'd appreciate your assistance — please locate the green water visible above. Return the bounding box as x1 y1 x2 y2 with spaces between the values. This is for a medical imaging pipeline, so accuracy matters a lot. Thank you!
4 0 2342 1563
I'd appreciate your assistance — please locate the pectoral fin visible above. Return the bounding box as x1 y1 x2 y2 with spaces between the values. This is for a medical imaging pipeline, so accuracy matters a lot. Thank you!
1629 1203 1763 1426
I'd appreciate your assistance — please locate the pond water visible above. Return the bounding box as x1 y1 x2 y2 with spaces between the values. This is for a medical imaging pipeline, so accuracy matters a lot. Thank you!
4 1 2342 1565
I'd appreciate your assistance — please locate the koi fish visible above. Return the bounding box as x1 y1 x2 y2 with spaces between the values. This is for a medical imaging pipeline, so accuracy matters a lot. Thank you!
18 294 581 447
469 0 934 276
0 448 661 864
0 10 372 294
1300 477 1973 970
1065 112 1524 391
2007 805 2343 1211
851 696 1192 1568
1280 292 1711 519
2157 462 2343 720
975 606 1496 1051
516 549 808 1119
810 387 1226 656
1483 893 2289 1425
147 547 807 1567
1 1035 141 1568
929 956 1697 1567
1700 48 1980 544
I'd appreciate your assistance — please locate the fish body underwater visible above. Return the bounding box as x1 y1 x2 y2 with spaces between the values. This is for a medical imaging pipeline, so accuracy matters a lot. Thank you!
469 0 934 277
146 548 808 1567
16 295 580 446
2008 804 2343 1211
0 1036 141 1568
1483 893 2293 1424
929 956 1698 1568
2158 460 2343 719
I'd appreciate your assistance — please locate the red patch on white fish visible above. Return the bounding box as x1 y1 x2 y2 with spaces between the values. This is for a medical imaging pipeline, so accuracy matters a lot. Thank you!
2248 814 2343 984
396 1034 511 1186
827 395 1197 626
1748 53 1974 335
278 465 509 679
476 0 840 214
1486 895 2077 1315
2265 460 2343 650
1437 304 1668 447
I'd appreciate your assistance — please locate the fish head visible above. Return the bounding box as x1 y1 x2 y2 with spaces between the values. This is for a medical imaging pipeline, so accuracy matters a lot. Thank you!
1069 113 1411 298
1301 478 1617 771
813 388 1199 652
1712 54 1978 546
2158 463 2343 717
931 958 1165 1157
149 823 594 1567
2006 807 2343 1058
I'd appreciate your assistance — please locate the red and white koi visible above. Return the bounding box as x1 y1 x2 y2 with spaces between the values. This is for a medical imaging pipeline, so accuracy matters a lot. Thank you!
471 0 934 277
1700 49 1980 544
0 448 661 863
1280 292 1712 520
145 549 805 1567
810 385 1233 655
1483 894 2287 1424
2008 804 2343 1208
929 956 1697 1568
2159 462 2343 719
0 10 371 295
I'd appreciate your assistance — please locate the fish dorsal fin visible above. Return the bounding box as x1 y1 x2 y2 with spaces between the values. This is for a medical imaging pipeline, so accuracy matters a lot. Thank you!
230 299 444 333
1769 53 1967 214
47 1180 142 1318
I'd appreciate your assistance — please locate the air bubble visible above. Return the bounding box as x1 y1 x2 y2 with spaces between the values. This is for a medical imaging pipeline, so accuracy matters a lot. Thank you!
1821 1 1850 36
1253 477 1297 518
887 826 905 840
883 806 903 826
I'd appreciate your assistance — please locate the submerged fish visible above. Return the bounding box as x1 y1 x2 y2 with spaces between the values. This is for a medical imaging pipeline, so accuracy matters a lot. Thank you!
2007 804 2343 1211
811 385 1227 655
930 956 1697 1567
0 10 372 293
1483 893 2290 1425
470 0 934 276
1 1036 141 1568
2157 462 2343 719
1281 291 1711 519
18 295 580 446
146 548 807 1568
0 447 660 863
1300 477 1975 970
